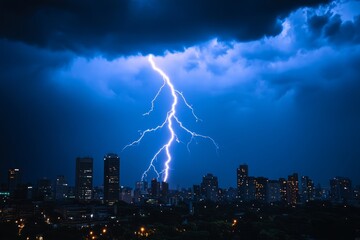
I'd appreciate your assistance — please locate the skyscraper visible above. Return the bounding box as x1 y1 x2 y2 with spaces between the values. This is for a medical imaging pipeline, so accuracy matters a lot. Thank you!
55 175 68 200
255 177 268 202
330 176 352 203
287 173 299 205
161 181 169 201
301 176 314 203
201 173 218 202
134 181 148 203
104 153 120 204
150 178 160 198
267 180 281 203
237 164 248 201
8 168 20 196
75 157 93 201
279 177 287 202
37 178 53 201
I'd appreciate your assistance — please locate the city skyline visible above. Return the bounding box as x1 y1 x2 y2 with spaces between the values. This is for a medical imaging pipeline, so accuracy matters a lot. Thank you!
1 0 360 189
1 160 358 192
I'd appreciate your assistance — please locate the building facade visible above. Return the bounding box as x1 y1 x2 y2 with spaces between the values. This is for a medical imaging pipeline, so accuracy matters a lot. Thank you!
201 173 219 202
8 168 20 197
104 153 120 204
75 157 93 201
287 173 299 205
330 176 352 203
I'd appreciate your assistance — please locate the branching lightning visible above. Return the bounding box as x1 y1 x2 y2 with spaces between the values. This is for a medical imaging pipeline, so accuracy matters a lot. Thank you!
123 54 219 182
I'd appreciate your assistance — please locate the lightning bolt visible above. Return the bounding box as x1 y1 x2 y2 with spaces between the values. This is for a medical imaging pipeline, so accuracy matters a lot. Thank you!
123 54 219 182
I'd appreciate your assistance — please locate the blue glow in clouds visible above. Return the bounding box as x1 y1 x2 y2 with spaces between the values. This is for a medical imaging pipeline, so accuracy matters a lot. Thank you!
123 55 219 182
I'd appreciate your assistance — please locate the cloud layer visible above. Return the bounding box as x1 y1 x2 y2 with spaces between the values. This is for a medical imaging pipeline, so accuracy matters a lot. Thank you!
1 0 330 55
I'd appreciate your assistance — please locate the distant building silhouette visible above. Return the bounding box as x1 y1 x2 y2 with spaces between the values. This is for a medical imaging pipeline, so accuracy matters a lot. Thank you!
134 181 148 204
161 181 169 202
120 186 132 203
93 186 104 200
103 153 120 204
354 185 360 201
330 176 352 203
255 177 268 202
237 164 248 201
55 175 68 200
8 168 20 197
150 178 160 198
192 184 201 201
267 180 281 203
201 173 218 202
37 178 53 201
287 173 299 205
279 178 287 202
75 157 93 201
300 176 314 203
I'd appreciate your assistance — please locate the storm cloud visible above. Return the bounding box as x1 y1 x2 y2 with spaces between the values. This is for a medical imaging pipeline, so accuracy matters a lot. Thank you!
1 0 330 56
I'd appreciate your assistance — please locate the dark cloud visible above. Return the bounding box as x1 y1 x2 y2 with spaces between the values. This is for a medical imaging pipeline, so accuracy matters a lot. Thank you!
308 12 360 44
0 0 330 56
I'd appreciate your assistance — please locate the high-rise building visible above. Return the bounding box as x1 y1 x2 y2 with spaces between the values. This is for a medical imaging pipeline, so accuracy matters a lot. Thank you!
55 175 68 200
237 164 249 201
150 178 160 198
300 176 314 203
267 180 281 203
255 177 268 202
161 181 169 202
279 178 287 202
104 153 120 204
287 173 299 205
8 168 20 196
37 178 53 201
75 157 93 201
134 181 148 203
244 176 256 201
330 177 352 203
192 184 201 201
201 173 218 202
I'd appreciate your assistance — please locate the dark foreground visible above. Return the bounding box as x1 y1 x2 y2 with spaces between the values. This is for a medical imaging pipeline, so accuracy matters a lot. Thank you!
1 201 359 240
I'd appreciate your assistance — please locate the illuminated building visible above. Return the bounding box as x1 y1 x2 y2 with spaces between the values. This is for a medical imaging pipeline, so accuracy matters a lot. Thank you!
75 157 93 201
37 178 53 201
134 181 148 203
236 164 257 201
330 176 352 203
267 180 281 203
279 178 287 202
201 173 218 202
287 173 299 205
237 164 248 201
104 153 120 204
300 176 314 203
150 178 160 198
255 177 268 202
55 175 68 200
8 168 20 196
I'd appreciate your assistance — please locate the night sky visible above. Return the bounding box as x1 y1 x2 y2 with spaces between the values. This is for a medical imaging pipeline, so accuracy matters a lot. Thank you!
1 0 360 189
